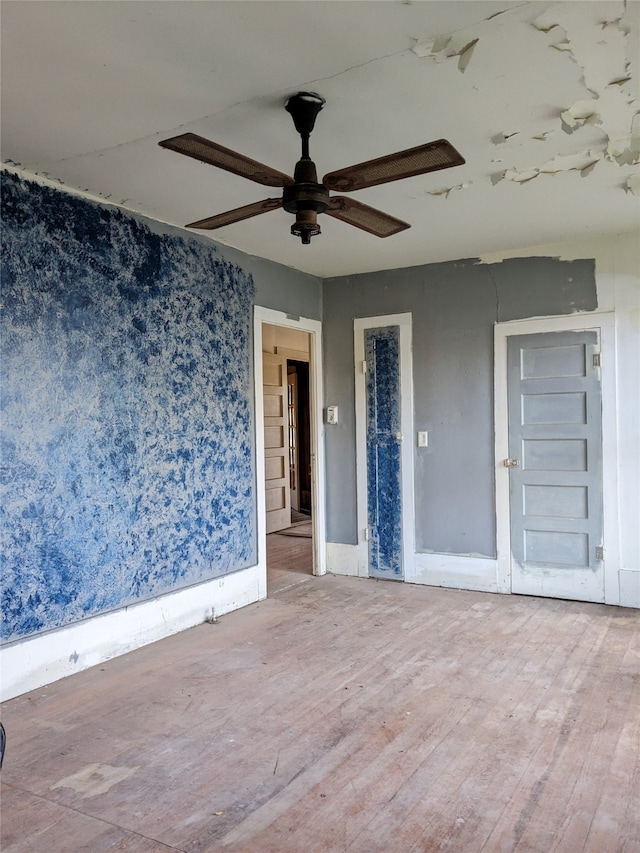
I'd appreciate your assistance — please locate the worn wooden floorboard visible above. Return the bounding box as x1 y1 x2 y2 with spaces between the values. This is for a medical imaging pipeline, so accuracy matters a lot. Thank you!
0 781 182 853
1 535 638 853
266 529 313 595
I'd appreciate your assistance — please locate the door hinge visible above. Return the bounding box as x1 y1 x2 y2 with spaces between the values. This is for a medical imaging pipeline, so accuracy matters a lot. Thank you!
593 352 601 368
596 545 604 561
364 527 370 541
361 360 367 374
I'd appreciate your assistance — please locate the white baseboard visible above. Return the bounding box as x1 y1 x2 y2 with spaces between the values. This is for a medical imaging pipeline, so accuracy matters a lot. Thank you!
619 570 640 609
322 545 640 608
5 556 633 702
326 541 369 577
326 543 499 593
410 552 500 593
0 563 266 702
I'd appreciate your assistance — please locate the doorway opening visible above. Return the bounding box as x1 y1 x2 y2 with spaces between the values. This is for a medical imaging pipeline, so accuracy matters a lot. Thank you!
261 322 315 594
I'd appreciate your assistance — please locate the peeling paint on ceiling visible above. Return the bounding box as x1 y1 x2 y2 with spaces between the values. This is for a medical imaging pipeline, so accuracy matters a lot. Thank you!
1 0 638 277
501 3 640 188
432 3 639 200
428 182 472 198
412 32 480 73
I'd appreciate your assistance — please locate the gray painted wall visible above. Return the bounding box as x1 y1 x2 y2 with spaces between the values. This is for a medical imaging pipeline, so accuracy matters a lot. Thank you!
245 255 321 321
323 256 597 558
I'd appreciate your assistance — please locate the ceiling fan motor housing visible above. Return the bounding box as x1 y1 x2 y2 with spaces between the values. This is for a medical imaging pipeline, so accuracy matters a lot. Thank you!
283 157 330 243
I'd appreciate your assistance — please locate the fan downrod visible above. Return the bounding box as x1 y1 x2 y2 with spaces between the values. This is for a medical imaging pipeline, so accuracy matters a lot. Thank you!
284 92 328 244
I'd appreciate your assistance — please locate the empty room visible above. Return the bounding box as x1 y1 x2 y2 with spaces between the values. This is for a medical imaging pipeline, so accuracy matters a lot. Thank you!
1 2 639 851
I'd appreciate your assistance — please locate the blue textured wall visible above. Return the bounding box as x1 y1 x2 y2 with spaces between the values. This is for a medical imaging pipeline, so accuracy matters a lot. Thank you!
365 327 402 579
1 173 257 643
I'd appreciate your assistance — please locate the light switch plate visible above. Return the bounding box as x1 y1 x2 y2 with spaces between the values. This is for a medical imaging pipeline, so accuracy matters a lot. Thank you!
417 430 429 447
327 405 339 425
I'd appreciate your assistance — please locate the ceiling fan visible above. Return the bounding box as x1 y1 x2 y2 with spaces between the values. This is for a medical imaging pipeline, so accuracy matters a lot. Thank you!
159 92 465 245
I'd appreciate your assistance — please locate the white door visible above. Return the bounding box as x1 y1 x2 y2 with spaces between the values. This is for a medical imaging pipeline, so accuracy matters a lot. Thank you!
507 331 604 602
263 353 291 534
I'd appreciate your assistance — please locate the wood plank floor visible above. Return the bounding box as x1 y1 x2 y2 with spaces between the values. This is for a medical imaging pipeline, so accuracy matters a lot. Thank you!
266 528 313 595
1 544 638 852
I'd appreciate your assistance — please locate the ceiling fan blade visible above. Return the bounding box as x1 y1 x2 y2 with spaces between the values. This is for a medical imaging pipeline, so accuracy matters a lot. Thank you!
323 139 465 192
159 133 293 188
325 197 410 237
186 198 283 230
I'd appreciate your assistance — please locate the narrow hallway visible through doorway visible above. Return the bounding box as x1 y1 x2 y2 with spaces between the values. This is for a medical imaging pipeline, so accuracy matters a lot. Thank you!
267 513 313 594
263 322 315 594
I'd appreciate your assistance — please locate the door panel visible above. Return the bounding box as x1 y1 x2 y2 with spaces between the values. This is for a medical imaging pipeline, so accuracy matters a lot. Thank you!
524 529 588 565
265 456 285 480
523 484 588 518
508 331 603 601
365 326 403 579
522 439 587 470
263 353 291 534
522 392 586 424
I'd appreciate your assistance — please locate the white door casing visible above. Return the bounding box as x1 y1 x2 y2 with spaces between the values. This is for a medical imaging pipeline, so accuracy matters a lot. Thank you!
254 307 326 579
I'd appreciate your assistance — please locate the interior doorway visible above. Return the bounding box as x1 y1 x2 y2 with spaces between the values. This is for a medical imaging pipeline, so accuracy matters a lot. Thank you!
259 317 323 594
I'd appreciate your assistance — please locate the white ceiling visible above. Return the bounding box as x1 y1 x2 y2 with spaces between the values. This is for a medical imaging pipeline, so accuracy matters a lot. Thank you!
2 1 639 278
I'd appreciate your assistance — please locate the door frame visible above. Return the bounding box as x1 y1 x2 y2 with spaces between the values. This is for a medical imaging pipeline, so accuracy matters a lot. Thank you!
354 313 415 580
494 312 619 604
254 307 326 583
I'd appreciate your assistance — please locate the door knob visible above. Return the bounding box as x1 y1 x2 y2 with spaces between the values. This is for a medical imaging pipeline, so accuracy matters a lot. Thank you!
503 458 519 468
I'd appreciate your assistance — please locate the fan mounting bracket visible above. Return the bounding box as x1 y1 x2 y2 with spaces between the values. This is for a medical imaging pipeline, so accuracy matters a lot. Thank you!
285 92 326 139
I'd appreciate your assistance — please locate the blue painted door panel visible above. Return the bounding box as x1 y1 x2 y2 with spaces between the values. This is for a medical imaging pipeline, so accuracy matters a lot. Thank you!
365 326 403 579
